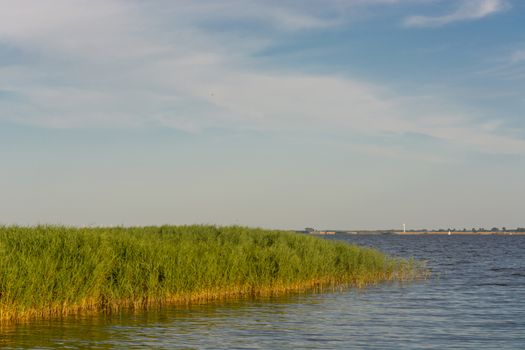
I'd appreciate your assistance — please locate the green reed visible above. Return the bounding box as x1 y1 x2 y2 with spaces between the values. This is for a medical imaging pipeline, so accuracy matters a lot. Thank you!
0 225 424 322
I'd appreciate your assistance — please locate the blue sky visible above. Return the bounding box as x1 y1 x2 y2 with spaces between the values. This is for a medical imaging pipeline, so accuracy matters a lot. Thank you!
1 0 524 229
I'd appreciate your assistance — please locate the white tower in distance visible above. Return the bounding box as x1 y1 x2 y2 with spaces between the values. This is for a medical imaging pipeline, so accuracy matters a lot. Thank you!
403 223 406 233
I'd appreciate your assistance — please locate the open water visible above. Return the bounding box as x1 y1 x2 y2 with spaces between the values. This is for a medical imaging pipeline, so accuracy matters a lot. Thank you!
1 234 524 349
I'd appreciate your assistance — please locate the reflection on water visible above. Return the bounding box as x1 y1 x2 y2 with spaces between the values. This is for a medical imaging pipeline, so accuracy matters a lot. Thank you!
1 235 524 349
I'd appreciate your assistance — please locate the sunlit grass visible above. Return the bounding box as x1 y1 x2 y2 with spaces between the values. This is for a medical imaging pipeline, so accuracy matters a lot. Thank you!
0 225 425 322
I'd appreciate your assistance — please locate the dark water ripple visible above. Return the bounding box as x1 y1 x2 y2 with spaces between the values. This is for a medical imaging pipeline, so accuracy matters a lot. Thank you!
1 235 524 349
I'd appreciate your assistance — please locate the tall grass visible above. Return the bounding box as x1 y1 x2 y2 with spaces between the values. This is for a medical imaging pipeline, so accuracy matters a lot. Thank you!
0 225 424 322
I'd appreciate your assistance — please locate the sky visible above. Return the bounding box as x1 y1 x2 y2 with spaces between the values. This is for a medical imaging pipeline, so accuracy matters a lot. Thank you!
1 0 524 230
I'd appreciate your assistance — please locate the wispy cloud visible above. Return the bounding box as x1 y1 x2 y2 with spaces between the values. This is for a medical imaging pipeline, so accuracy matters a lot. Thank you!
0 0 523 155
510 49 525 64
473 45 525 81
403 0 509 27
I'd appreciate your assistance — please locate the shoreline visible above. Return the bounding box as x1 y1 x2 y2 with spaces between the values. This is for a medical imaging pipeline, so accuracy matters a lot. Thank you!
0 277 406 324
304 230 524 236
396 231 524 235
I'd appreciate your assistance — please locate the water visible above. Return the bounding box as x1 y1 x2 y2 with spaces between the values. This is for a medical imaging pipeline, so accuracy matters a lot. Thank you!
1 234 524 349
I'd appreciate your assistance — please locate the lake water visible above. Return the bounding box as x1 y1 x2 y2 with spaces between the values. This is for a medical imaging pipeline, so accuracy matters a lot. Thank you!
1 234 524 349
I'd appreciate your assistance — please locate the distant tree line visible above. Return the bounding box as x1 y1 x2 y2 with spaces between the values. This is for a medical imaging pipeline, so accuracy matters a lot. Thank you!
417 227 525 232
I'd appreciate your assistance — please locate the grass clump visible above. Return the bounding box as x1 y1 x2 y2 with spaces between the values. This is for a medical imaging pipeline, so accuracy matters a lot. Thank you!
0 225 424 322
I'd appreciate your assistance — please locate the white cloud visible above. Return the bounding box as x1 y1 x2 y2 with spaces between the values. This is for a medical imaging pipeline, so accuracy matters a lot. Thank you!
0 0 523 155
403 0 509 27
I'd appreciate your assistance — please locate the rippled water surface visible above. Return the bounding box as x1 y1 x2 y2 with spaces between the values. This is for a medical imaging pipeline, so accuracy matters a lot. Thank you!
1 235 524 349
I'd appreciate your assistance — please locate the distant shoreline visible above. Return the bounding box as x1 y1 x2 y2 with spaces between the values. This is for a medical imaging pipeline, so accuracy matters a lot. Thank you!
396 231 524 235
301 230 524 236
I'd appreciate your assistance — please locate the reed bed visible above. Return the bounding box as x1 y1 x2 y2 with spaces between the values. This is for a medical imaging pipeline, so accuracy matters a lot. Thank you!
0 225 424 323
